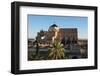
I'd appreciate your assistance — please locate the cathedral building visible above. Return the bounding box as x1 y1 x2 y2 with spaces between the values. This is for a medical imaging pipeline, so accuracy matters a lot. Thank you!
36 24 78 45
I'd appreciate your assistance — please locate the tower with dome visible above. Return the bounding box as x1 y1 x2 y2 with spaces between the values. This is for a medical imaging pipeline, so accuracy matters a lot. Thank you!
36 24 78 46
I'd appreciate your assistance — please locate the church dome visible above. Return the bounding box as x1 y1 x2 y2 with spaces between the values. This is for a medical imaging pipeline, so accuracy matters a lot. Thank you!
50 24 58 27
49 24 59 32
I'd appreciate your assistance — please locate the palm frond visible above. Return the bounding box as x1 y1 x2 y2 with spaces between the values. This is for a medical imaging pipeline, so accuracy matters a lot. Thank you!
48 41 65 59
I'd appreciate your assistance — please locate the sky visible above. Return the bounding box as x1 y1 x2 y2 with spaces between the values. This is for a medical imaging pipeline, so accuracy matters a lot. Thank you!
28 15 88 39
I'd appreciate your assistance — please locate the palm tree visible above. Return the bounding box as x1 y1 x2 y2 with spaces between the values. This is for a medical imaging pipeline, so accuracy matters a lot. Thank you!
48 41 65 59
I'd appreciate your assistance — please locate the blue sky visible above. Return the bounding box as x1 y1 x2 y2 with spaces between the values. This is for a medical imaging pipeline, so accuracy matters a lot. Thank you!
28 15 88 39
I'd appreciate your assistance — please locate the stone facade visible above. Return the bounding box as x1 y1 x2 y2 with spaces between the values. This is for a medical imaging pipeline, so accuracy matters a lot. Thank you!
36 24 78 45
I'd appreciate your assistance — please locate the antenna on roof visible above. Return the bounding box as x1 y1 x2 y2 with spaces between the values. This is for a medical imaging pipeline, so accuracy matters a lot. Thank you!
53 20 55 24
52 17 56 24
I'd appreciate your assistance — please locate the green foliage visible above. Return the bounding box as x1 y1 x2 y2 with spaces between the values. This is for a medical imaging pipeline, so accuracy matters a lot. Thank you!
48 41 65 59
